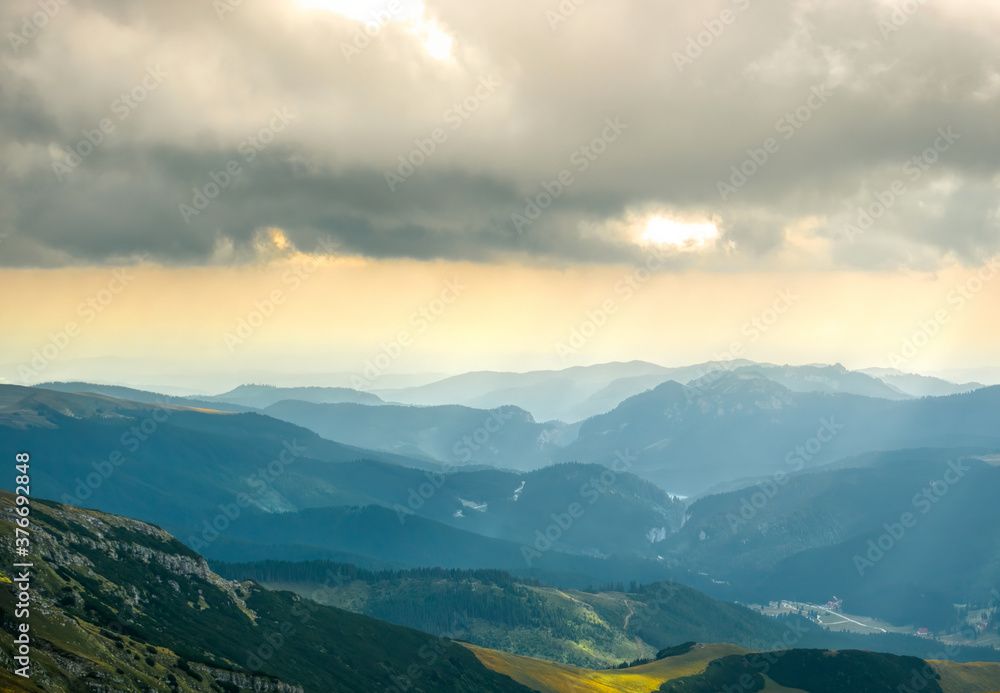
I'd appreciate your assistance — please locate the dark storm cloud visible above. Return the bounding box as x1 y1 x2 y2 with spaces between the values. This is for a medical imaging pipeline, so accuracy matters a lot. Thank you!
0 0 997 268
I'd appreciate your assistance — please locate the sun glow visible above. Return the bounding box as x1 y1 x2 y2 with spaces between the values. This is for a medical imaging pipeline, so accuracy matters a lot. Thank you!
296 0 453 60
641 217 719 249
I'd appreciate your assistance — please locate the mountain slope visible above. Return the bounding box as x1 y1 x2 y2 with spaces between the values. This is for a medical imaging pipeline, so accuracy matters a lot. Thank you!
185 502 702 591
204 384 384 409
210 561 792 668
859 369 984 398
291 460 686 558
0 491 534 693
371 361 737 423
0 386 691 568
0 385 425 531
467 642 1000 693
663 451 1000 629
36 380 258 413
263 401 568 469
734 363 910 400
558 373 1000 495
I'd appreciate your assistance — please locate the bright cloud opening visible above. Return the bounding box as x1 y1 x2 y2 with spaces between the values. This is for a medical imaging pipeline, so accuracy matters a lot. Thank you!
296 0 453 60
641 217 719 250
415 21 453 60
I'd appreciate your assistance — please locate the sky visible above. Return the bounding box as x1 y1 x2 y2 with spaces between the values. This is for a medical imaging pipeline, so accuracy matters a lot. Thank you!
1 0 999 390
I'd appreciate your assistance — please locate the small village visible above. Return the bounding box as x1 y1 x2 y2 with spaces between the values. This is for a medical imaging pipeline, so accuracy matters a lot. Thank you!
747 597 1000 650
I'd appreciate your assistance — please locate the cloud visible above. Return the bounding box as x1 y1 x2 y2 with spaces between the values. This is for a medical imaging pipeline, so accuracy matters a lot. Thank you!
0 0 998 269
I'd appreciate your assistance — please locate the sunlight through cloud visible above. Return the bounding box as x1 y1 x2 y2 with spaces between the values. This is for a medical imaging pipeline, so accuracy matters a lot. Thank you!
641 217 719 250
296 0 453 60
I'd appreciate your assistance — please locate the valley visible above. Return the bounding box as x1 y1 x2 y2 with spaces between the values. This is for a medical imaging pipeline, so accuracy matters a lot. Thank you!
3 361 1000 691
6 4 1000 690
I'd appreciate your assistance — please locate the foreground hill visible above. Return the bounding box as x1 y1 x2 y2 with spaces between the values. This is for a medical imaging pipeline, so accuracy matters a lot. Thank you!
213 558 1000 670
0 491 534 693
465 642 754 693
3 495 998 693
211 560 790 668
467 641 1000 693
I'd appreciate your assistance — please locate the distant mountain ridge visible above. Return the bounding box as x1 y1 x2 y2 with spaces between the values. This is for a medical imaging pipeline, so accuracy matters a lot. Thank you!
369 360 980 423
263 400 572 469
555 372 1000 494
35 381 258 413
859 368 984 397
204 384 384 408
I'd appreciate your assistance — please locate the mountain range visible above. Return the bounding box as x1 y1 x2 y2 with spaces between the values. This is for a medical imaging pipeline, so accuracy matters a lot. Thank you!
4 494 999 693
4 360 1000 691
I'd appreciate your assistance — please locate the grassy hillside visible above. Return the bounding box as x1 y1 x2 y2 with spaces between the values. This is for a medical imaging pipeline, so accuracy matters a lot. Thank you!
212 560 789 668
464 642 751 693
932 660 1000 693
0 491 533 693
211 559 1000 671
467 642 1000 693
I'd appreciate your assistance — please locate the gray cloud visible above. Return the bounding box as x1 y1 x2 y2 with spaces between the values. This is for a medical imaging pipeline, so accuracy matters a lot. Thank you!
1 0 998 269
